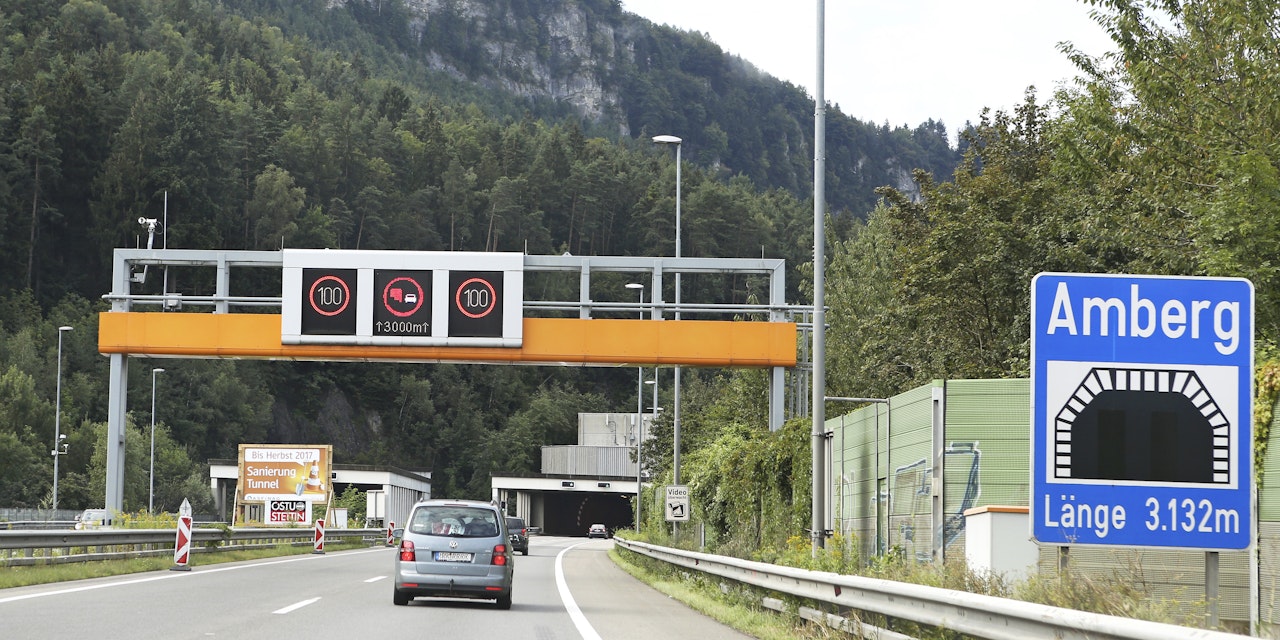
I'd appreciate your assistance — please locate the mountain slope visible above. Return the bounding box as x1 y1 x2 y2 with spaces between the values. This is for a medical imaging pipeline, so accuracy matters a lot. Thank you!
246 0 960 215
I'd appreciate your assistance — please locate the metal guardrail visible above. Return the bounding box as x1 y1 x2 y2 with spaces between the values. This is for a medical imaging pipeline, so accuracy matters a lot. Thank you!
0 527 389 566
0 521 79 531
614 537 1251 640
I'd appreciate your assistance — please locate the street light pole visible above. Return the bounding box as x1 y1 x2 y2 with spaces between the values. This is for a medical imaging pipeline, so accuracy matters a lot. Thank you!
626 283 645 532
53 325 72 511
150 367 165 514
811 0 829 555
652 134 683 488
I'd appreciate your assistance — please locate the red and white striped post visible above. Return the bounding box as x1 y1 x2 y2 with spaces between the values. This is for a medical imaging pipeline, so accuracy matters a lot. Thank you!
171 498 193 571
313 518 325 554
386 522 394 547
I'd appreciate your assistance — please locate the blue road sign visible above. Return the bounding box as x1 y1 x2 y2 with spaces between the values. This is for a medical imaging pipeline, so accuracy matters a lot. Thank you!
1031 273 1253 550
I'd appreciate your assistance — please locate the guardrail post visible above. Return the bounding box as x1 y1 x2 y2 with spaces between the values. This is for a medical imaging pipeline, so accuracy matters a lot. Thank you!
1207 551 1219 629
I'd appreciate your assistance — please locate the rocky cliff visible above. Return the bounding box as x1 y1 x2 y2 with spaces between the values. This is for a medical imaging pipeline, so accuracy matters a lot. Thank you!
393 0 633 129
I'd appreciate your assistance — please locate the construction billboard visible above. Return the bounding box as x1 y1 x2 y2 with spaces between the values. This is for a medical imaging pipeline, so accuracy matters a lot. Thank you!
238 444 333 503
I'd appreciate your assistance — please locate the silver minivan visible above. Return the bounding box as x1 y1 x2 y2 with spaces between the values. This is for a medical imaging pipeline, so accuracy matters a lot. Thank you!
393 499 513 609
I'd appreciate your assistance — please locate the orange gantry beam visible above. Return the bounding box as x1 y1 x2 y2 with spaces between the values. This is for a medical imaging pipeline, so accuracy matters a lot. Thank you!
98 313 798 367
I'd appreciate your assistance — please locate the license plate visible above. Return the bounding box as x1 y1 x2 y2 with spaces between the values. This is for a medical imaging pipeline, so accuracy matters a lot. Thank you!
434 551 473 562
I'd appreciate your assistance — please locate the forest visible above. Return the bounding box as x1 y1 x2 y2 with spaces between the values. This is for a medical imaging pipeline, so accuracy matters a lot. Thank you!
0 0 958 513
4 0 1280 557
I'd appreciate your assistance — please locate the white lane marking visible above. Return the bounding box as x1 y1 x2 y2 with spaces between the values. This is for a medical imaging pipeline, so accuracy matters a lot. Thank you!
0 547 389 604
555 542 602 640
364 576 386 583
273 597 320 614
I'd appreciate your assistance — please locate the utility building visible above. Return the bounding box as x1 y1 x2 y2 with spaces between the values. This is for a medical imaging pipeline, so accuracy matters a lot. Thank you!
492 412 655 536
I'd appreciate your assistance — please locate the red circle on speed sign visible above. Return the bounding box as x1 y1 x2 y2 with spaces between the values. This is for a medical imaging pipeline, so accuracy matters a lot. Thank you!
309 274 350 317
454 277 497 319
382 276 425 318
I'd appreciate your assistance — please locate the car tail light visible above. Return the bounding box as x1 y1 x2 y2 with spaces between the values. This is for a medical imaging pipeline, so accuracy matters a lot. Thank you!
399 540 416 562
519 528 526 536
492 544 508 566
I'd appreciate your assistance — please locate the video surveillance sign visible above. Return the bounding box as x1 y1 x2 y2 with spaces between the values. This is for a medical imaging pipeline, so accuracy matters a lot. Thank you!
1031 273 1253 550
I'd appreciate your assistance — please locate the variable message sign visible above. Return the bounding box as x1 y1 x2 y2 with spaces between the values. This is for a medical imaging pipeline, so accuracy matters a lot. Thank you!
281 250 523 347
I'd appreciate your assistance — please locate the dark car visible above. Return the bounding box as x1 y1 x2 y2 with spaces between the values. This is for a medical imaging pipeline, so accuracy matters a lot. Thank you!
587 523 608 539
505 516 529 555
394 499 514 609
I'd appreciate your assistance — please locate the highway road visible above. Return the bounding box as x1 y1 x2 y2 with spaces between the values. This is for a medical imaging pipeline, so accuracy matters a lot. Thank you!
0 536 755 640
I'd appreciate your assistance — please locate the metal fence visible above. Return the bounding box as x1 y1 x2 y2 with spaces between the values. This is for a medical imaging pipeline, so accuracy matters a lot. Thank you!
0 508 226 531
0 527 388 567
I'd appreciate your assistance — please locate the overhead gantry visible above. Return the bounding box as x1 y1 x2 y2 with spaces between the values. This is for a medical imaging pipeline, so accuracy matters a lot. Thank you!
98 249 801 512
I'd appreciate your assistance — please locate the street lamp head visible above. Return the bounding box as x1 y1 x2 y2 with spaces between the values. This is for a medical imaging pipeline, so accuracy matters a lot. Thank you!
153 367 165 374
624 283 644 290
58 325 72 332
652 135 682 145
644 379 656 385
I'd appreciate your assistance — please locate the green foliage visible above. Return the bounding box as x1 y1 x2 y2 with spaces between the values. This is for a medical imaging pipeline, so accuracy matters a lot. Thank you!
0 0 901 509
757 533 861 576
1014 560 1202 627
1256 358 1280 482
1058 0 1280 329
675 411 811 558
824 0 1280 402
0 0 959 313
112 510 177 529
331 484 365 528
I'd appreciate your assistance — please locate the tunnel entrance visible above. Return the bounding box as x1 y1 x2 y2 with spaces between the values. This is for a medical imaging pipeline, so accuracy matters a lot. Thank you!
541 491 635 536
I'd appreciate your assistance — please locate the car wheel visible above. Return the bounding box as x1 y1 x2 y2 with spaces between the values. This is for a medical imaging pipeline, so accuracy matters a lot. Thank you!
393 590 410 606
521 549 528 556
496 593 512 610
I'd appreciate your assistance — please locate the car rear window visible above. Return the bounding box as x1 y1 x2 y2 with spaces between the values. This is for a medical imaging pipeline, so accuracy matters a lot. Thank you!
408 505 500 537
506 517 525 530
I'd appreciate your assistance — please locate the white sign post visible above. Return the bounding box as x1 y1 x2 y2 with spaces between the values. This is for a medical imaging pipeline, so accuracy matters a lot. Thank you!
664 485 690 522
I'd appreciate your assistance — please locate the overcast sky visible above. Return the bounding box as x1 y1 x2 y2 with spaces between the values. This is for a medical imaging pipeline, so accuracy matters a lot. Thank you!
620 0 1117 135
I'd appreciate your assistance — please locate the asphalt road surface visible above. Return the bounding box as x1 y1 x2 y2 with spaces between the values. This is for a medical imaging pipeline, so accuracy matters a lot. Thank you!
0 536 755 640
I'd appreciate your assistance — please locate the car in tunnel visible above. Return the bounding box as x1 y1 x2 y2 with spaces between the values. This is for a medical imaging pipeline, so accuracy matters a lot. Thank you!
587 523 609 539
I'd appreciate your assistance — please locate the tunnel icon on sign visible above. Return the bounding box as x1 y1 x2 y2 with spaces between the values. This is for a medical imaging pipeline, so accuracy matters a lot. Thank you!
1053 367 1231 484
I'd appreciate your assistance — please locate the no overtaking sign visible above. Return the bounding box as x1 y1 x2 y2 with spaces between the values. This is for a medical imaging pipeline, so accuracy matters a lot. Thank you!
1030 273 1253 550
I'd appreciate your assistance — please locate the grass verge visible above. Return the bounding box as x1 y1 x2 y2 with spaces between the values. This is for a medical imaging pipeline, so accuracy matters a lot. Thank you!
607 544 840 640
